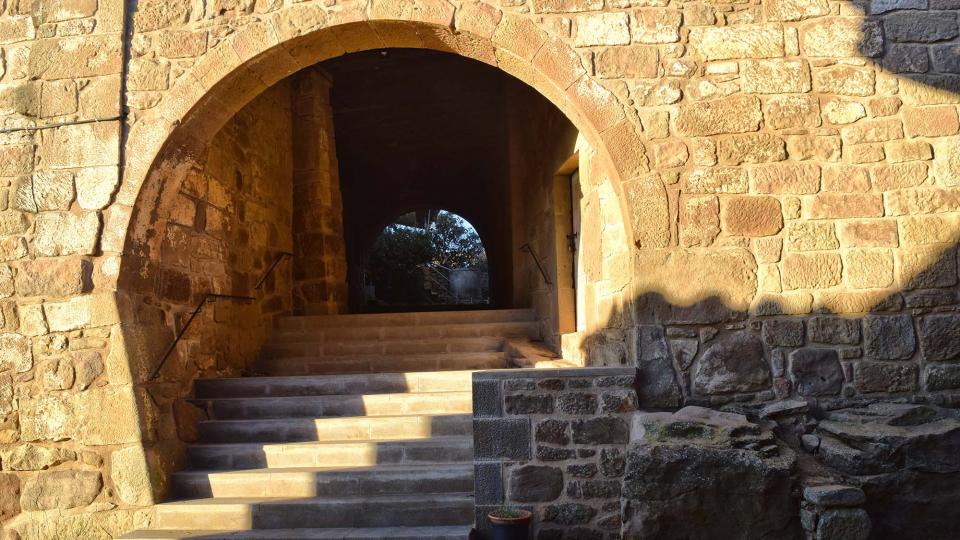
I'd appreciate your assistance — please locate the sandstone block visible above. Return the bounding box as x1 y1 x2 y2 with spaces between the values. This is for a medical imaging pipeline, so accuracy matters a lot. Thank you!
0 332 31 373
887 140 932 163
684 167 749 193
764 95 820 129
903 106 960 137
740 60 811 94
864 314 916 360
75 166 120 210
814 66 876 96
844 249 894 289
157 31 208 58
750 163 821 194
679 195 720 247
43 293 120 332
39 121 120 169
899 215 957 245
20 470 101 510
632 9 682 44
689 25 785 60
721 196 783 237
856 361 917 393
34 212 101 256
885 187 960 215
786 222 839 251
29 35 122 79
896 246 959 289
0 144 34 176
718 134 786 165
782 253 842 289
900 75 960 106
808 193 883 219
15 257 92 297
13 171 74 212
801 18 883 57
594 46 658 79
839 219 899 249
694 333 771 394
822 99 867 125
574 12 630 46
0 444 75 471
651 140 688 169
675 95 762 136
822 166 871 193
870 162 927 192
634 248 757 312
0 211 29 236
111 445 154 506
132 0 191 32
0 473 20 522
764 0 830 21
841 118 904 145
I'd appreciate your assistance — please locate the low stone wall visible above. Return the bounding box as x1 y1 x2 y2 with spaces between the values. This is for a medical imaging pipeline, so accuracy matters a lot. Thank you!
473 367 640 538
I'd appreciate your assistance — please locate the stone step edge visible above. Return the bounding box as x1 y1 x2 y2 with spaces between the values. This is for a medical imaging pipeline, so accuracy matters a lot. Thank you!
187 434 473 450
118 525 473 539
196 412 471 427
172 462 474 477
194 369 478 386
156 492 475 507
191 391 472 406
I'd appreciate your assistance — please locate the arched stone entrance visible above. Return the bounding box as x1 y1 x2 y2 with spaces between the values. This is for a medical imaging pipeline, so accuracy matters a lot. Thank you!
110 9 653 506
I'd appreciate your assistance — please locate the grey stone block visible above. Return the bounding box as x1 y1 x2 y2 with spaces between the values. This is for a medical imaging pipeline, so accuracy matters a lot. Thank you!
474 462 503 505
473 379 502 418
474 418 531 460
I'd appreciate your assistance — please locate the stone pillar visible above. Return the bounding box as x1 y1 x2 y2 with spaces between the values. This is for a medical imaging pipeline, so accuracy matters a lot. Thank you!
291 68 348 315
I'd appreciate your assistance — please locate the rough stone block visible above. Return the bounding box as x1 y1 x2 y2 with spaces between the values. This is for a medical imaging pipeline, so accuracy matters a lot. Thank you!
474 462 503 505
474 418 531 460
801 18 883 57
855 361 918 393
844 249 894 289
750 163 820 194
720 196 783 237
919 314 960 362
572 417 628 444
763 319 805 347
508 465 563 503
694 333 771 395
885 12 958 43
689 25 785 60
473 379 502 417
808 316 862 345
20 470 102 511
594 45 658 79
790 348 843 396
864 314 917 360
764 95 821 129
718 134 786 165
903 106 960 137
814 66 876 96
786 222 839 251
782 253 842 289
675 95 762 136
573 12 630 46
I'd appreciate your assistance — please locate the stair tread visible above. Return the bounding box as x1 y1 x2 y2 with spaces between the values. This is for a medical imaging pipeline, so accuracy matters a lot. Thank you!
189 435 472 449
193 391 471 405
196 369 477 386
120 525 472 539
174 463 473 476
159 492 473 506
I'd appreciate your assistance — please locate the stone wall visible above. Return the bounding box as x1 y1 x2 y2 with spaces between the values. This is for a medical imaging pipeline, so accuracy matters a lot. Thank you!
472 367 640 537
2 0 960 535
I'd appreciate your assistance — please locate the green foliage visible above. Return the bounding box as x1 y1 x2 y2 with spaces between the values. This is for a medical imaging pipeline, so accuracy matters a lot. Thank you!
366 210 488 305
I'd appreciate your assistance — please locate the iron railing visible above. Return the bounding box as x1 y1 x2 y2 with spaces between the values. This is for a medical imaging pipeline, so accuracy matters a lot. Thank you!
520 243 552 286
149 251 293 380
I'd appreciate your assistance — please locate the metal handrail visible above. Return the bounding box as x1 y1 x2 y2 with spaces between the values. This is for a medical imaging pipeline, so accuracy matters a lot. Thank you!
149 251 293 381
520 243 552 286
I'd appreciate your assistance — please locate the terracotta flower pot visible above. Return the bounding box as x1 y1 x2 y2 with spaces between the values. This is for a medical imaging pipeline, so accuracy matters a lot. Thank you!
488 509 532 540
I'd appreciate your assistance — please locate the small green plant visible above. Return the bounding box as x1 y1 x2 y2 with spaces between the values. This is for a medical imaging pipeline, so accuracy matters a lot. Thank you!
489 505 529 519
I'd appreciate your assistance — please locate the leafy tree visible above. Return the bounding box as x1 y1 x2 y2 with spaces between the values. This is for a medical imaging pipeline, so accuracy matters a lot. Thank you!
367 210 488 305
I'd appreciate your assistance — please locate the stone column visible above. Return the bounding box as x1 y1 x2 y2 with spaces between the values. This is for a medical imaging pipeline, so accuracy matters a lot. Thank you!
290 68 348 315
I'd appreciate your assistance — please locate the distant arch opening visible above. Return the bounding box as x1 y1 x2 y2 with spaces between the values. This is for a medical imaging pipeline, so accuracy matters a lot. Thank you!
363 209 490 310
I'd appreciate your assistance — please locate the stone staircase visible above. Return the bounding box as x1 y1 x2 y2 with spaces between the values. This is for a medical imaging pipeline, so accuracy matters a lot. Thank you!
122 309 540 539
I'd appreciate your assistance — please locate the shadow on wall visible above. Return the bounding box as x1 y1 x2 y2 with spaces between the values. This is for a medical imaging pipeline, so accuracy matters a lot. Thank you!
577 243 960 409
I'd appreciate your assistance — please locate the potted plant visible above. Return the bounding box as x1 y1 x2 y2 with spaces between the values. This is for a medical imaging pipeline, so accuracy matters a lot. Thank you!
487 505 532 540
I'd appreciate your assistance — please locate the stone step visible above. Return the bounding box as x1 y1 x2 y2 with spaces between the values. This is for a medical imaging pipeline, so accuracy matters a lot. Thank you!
277 308 534 329
172 463 473 498
273 321 540 343
194 371 474 399
194 392 473 420
187 436 474 470
151 493 474 530
119 525 472 539
259 338 507 360
256 351 507 375
196 413 472 443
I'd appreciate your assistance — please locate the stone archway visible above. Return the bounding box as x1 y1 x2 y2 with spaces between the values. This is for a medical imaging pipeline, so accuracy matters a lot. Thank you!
108 4 658 503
